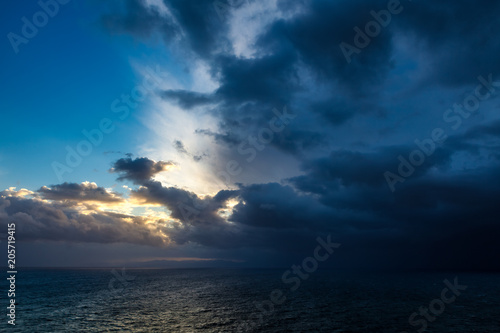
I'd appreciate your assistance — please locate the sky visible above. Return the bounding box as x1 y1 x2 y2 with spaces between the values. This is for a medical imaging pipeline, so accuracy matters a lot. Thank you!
1 0 499 270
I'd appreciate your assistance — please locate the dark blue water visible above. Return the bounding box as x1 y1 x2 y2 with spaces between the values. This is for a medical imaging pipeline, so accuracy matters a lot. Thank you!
1 269 499 332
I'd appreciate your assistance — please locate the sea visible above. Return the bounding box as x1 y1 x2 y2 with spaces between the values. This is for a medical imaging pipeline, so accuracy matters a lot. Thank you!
1 269 499 332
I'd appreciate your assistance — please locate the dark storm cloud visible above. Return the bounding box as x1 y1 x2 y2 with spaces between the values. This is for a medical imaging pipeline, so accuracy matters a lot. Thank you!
229 182 336 230
381 167 500 270
212 52 299 107
195 128 242 146
459 119 500 142
93 1 500 269
272 0 500 90
256 0 394 93
169 52 301 150
274 129 327 154
310 98 388 126
396 0 500 87
128 178 336 254
101 0 178 40
100 0 394 156
279 123 500 269
161 0 231 57
159 150 499 270
101 0 229 58
289 146 453 190
111 157 174 184
161 90 214 109
453 120 500 161
100 0 500 111
130 157 500 269
38 182 123 203
99 0 330 154
310 99 354 126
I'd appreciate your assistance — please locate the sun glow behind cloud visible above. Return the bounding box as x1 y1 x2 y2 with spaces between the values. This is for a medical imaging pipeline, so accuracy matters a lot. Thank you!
136 61 224 195
217 198 240 220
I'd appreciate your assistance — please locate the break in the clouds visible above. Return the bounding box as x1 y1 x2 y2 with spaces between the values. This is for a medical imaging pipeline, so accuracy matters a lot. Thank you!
1 0 499 269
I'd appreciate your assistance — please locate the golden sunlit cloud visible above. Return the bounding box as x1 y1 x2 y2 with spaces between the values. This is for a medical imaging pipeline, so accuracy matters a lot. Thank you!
4 187 35 197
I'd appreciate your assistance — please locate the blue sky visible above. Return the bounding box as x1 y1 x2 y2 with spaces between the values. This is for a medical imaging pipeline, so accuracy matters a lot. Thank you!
0 1 179 191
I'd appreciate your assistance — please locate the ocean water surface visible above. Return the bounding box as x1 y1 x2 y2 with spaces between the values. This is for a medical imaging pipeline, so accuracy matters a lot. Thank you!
2 269 499 332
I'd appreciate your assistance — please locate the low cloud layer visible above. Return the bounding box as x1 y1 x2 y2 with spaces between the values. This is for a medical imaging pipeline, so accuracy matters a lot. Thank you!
38 182 124 203
0 188 167 247
3 147 500 269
